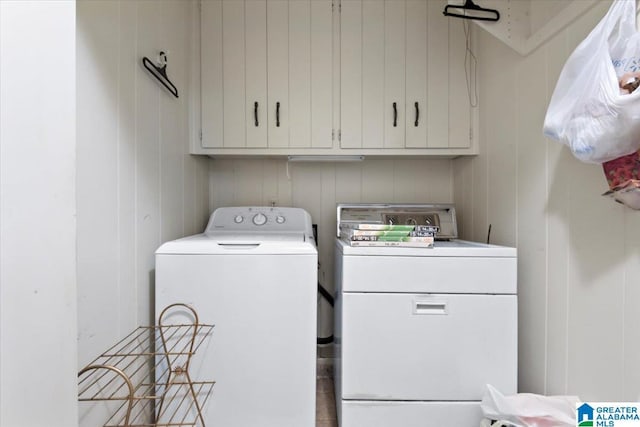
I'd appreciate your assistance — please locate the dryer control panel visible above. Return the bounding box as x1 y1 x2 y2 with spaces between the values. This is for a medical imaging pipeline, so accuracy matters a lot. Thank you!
337 203 458 240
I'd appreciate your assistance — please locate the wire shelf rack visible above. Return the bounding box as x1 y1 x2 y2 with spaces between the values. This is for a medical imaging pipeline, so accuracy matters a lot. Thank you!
78 304 215 427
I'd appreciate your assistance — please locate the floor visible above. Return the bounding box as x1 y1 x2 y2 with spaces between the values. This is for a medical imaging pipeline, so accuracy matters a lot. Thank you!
316 353 338 427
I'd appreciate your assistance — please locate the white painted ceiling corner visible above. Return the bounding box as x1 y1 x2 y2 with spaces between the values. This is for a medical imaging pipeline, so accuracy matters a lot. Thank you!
446 0 600 56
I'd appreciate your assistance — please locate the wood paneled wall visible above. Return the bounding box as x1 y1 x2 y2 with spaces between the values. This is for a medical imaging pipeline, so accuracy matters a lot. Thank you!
1 1 77 424
76 0 209 375
455 0 640 400
209 158 453 334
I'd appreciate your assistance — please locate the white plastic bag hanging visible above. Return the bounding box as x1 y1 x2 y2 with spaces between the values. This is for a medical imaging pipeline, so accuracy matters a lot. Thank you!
543 0 640 164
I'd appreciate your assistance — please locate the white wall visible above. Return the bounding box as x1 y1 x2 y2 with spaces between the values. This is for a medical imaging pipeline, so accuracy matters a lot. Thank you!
455 0 640 401
209 158 454 336
76 0 209 422
0 1 78 425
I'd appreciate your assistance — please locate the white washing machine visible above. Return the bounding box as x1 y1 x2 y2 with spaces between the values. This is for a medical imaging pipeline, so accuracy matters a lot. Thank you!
334 204 517 427
155 206 317 427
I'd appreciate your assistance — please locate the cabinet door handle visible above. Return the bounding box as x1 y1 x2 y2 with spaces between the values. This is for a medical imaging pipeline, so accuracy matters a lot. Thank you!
254 102 259 127
276 102 280 127
393 102 398 127
414 102 420 127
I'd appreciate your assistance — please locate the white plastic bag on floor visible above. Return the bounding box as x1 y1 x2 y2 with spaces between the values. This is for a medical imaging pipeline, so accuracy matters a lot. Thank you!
543 0 640 164
480 384 579 427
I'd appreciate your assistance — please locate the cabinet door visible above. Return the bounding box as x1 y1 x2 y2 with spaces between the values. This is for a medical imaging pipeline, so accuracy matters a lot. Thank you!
361 0 384 149
288 0 333 149
425 0 450 148
420 0 472 149
201 0 223 148
405 0 464 149
267 0 289 147
340 0 364 149
405 0 427 148
341 0 405 149
245 0 268 148
269 0 333 148
309 0 333 148
201 0 333 150
340 0 473 151
383 0 405 148
447 10 472 148
201 0 267 148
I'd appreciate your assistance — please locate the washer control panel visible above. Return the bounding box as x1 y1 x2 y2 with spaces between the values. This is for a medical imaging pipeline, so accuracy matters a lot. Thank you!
205 206 312 235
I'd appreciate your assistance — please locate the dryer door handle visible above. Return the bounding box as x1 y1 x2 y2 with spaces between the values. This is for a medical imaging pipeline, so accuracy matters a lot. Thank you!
412 299 447 315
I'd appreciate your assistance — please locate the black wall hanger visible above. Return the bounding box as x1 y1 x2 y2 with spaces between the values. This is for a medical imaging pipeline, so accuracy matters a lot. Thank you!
443 0 500 22
142 51 179 98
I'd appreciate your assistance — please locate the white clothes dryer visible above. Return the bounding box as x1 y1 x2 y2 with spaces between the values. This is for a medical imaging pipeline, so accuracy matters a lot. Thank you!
334 204 517 427
155 206 317 427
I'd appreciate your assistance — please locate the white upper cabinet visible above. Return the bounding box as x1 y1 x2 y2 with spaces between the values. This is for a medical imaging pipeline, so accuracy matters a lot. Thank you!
198 0 476 156
340 0 473 150
200 0 333 150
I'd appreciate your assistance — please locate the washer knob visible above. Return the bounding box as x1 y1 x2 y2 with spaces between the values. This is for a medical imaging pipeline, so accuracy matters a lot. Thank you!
252 213 267 226
234 215 244 224
276 215 286 224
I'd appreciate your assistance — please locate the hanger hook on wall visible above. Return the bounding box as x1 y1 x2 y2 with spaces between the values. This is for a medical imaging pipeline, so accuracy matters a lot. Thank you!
158 51 168 66
142 50 179 98
443 0 500 22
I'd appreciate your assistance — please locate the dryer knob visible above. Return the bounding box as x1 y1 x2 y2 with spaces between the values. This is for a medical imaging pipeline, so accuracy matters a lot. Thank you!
276 215 286 224
252 213 267 226
234 215 244 224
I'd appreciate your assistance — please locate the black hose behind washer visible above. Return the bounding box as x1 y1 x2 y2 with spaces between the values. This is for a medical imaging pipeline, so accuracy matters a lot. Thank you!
317 281 334 345
313 223 335 345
